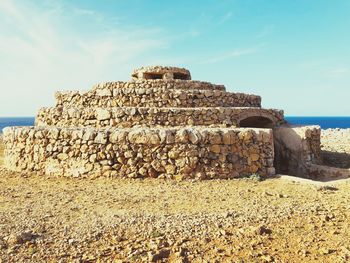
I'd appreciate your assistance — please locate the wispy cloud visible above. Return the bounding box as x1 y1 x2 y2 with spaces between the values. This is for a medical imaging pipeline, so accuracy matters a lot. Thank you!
256 25 275 39
201 48 258 64
0 0 167 65
218 11 233 25
299 63 350 78
72 7 96 16
0 0 168 116
327 67 350 77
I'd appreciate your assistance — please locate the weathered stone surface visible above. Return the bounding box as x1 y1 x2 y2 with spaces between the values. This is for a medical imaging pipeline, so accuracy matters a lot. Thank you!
96 108 111 121
55 88 261 108
36 106 284 128
3 127 275 179
94 132 107 144
3 65 293 179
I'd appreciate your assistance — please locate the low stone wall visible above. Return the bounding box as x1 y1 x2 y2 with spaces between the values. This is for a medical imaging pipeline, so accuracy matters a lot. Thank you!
309 164 350 180
36 107 284 128
274 125 322 177
55 88 261 108
321 128 350 168
92 80 226 91
3 126 275 179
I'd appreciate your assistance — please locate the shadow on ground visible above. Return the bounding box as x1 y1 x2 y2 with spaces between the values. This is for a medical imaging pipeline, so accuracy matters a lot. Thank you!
322 150 350 169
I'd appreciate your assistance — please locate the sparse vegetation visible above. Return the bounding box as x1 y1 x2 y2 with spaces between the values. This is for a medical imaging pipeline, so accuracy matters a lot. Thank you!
249 173 263 181
239 172 264 181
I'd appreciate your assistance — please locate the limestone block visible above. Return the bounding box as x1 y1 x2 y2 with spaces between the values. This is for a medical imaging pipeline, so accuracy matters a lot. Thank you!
96 109 111 121
94 132 107 144
175 129 188 143
96 89 112 97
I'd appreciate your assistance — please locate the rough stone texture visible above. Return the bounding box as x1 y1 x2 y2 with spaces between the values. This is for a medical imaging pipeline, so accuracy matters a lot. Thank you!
3 126 275 179
92 80 225 91
2 65 291 179
309 164 349 180
36 107 284 128
55 88 262 108
272 126 350 179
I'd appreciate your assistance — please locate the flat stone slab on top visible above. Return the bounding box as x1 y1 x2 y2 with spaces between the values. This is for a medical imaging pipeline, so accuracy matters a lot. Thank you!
131 66 191 81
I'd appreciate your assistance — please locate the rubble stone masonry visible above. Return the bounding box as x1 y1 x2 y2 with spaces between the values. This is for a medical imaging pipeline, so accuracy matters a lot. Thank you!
36 107 284 128
3 126 275 179
3 65 334 179
55 88 261 108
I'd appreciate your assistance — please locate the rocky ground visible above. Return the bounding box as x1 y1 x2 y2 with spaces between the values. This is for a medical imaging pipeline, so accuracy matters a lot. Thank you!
0 131 350 262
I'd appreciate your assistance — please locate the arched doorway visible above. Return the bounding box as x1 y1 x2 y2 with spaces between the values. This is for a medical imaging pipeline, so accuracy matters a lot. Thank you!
239 116 274 128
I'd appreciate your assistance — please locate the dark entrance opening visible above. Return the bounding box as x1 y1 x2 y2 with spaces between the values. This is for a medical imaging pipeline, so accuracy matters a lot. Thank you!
173 72 190 80
239 116 274 128
143 73 163 80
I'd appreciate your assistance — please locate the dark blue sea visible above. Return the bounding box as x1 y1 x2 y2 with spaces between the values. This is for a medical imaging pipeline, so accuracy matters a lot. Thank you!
285 117 350 129
0 117 35 133
0 117 349 133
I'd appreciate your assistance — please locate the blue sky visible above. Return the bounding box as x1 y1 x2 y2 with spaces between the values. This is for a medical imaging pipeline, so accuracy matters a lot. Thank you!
0 0 349 116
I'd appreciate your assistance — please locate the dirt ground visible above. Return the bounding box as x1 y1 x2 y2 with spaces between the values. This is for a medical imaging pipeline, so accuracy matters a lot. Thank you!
1 138 350 262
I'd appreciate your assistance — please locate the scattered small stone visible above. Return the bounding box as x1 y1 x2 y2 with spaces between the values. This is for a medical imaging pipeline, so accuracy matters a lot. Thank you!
148 248 170 262
6 231 37 246
261 255 274 262
317 185 338 192
319 248 333 255
255 226 272 235
300 249 310 257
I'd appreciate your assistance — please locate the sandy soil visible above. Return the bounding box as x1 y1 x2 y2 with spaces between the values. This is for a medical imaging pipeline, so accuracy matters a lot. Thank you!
1 132 350 262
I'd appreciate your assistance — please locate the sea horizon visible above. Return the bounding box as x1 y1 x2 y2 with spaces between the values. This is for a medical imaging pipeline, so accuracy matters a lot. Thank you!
1 116 350 132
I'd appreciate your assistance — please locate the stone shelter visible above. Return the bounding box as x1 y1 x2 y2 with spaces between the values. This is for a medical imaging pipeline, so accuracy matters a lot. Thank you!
3 66 339 179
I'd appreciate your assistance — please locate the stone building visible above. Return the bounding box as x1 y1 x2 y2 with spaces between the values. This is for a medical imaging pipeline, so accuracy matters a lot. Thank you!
3 66 339 179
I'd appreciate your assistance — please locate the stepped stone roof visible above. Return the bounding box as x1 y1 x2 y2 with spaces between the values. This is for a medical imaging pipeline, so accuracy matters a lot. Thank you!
2 65 290 179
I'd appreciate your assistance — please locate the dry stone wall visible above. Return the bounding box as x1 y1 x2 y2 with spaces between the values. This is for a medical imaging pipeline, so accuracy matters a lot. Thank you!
92 80 225 91
36 107 284 128
3 65 286 179
321 129 350 169
55 89 261 108
3 126 275 179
